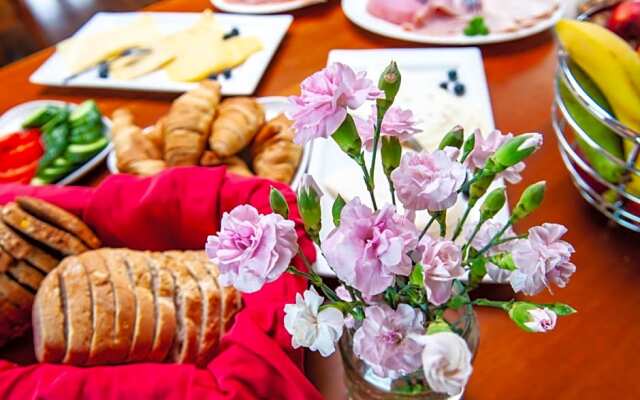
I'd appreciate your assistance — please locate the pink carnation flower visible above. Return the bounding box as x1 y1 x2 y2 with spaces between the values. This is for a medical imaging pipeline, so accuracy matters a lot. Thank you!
205 205 298 293
354 106 421 151
390 149 466 212
510 223 576 295
288 63 382 145
419 235 465 306
322 198 418 297
353 303 425 378
465 129 526 184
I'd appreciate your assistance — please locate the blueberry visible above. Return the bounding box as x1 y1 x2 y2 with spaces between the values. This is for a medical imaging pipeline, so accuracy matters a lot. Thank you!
223 27 240 40
448 69 458 81
208 73 218 80
223 69 232 79
454 83 466 96
98 62 109 79
439 81 449 90
121 48 133 56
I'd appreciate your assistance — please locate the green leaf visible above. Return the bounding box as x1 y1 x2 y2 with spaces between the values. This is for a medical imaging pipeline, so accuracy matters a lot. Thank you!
332 115 362 159
489 253 517 271
469 257 487 287
546 303 577 316
447 293 470 310
332 195 346 227
409 264 424 286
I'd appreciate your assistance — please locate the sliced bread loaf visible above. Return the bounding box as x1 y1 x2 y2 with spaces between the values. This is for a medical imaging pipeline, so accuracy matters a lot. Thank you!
60 257 92 365
123 250 155 362
145 252 177 362
33 269 66 363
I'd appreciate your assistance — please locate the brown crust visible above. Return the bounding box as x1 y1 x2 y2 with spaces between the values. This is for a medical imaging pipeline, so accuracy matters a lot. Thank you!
60 256 92 365
0 273 33 346
33 269 66 363
0 247 12 273
123 250 155 362
101 249 136 364
15 196 101 249
0 220 58 273
2 202 89 256
8 260 44 292
208 262 243 335
166 251 221 367
145 252 177 362
162 254 201 364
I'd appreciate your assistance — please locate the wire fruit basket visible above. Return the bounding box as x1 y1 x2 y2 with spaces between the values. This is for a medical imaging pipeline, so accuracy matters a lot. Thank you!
552 2 640 232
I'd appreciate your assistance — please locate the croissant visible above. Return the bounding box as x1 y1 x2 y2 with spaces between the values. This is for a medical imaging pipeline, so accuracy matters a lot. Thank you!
209 98 264 157
200 151 254 178
164 81 220 166
251 114 302 183
111 109 164 173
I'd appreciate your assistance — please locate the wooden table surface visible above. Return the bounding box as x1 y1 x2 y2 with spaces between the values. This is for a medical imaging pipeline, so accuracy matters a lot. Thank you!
1 1 639 399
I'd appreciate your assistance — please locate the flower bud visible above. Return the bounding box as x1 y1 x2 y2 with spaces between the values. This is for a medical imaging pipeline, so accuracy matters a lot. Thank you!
332 195 346 227
461 131 476 163
426 318 452 335
332 115 362 159
490 133 543 173
269 187 289 219
297 174 323 242
377 61 401 110
508 302 557 333
381 136 402 176
438 126 464 150
468 172 496 206
479 187 506 221
511 181 546 223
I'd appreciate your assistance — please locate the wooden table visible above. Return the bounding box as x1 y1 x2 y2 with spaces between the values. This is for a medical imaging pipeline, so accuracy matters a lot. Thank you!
1 1 639 399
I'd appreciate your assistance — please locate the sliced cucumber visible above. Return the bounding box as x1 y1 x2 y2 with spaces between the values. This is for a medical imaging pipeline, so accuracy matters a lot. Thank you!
70 125 103 144
37 164 74 183
22 105 63 129
70 100 101 127
64 136 108 163
52 157 73 168
41 108 70 134
30 177 48 186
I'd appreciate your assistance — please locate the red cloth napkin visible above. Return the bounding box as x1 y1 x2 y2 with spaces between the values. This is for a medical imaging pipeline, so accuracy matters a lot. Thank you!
0 167 323 400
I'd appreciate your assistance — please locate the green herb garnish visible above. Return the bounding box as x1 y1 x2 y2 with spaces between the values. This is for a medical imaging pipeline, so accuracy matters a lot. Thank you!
464 16 490 36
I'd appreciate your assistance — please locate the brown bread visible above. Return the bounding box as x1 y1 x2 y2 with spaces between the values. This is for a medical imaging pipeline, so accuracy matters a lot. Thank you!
15 196 101 249
2 202 89 256
0 220 58 273
145 252 177 362
33 269 66 363
123 250 155 362
60 257 92 365
7 260 44 292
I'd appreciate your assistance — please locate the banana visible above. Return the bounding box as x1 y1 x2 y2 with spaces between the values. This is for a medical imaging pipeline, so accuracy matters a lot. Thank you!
556 19 640 194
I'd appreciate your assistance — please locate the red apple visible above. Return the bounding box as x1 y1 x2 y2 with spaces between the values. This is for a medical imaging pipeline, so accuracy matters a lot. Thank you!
608 1 640 40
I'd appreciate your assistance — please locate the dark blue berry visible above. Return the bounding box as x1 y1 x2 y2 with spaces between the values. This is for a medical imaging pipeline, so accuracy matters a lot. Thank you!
98 62 109 79
208 73 218 80
223 69 232 79
439 81 449 90
121 48 133 56
454 83 466 96
223 27 240 40
448 69 458 81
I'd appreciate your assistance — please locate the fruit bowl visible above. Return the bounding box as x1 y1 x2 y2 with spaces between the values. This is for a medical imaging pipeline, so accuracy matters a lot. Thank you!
553 1 640 232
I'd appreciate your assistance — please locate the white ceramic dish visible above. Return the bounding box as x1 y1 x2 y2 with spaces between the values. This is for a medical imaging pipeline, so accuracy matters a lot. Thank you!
212 0 325 14
30 12 293 95
0 100 112 186
309 48 507 281
341 0 564 45
107 96 312 187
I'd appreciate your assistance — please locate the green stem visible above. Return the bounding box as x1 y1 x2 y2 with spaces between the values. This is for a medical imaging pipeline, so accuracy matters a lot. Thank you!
368 115 384 199
473 298 512 310
452 204 473 241
418 216 437 241
493 234 527 246
386 174 396 206
476 221 513 257
287 265 340 302
462 218 486 261
355 154 378 210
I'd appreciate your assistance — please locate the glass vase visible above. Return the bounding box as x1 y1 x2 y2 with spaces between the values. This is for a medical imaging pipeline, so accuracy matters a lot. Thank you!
339 306 480 400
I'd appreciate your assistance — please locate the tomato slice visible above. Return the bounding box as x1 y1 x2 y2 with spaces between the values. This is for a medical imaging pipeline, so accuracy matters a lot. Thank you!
0 159 39 184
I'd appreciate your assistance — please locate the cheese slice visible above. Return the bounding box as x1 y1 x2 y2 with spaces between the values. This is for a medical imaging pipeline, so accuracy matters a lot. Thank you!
57 14 162 74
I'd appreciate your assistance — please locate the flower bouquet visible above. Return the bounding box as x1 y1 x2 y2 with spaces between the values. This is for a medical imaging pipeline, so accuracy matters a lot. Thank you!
205 62 577 399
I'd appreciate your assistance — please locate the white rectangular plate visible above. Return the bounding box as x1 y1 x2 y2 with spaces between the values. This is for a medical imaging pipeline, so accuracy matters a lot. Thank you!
30 12 293 95
308 48 507 280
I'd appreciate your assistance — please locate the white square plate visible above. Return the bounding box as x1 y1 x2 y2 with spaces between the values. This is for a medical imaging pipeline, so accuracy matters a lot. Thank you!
308 48 508 280
30 12 293 95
